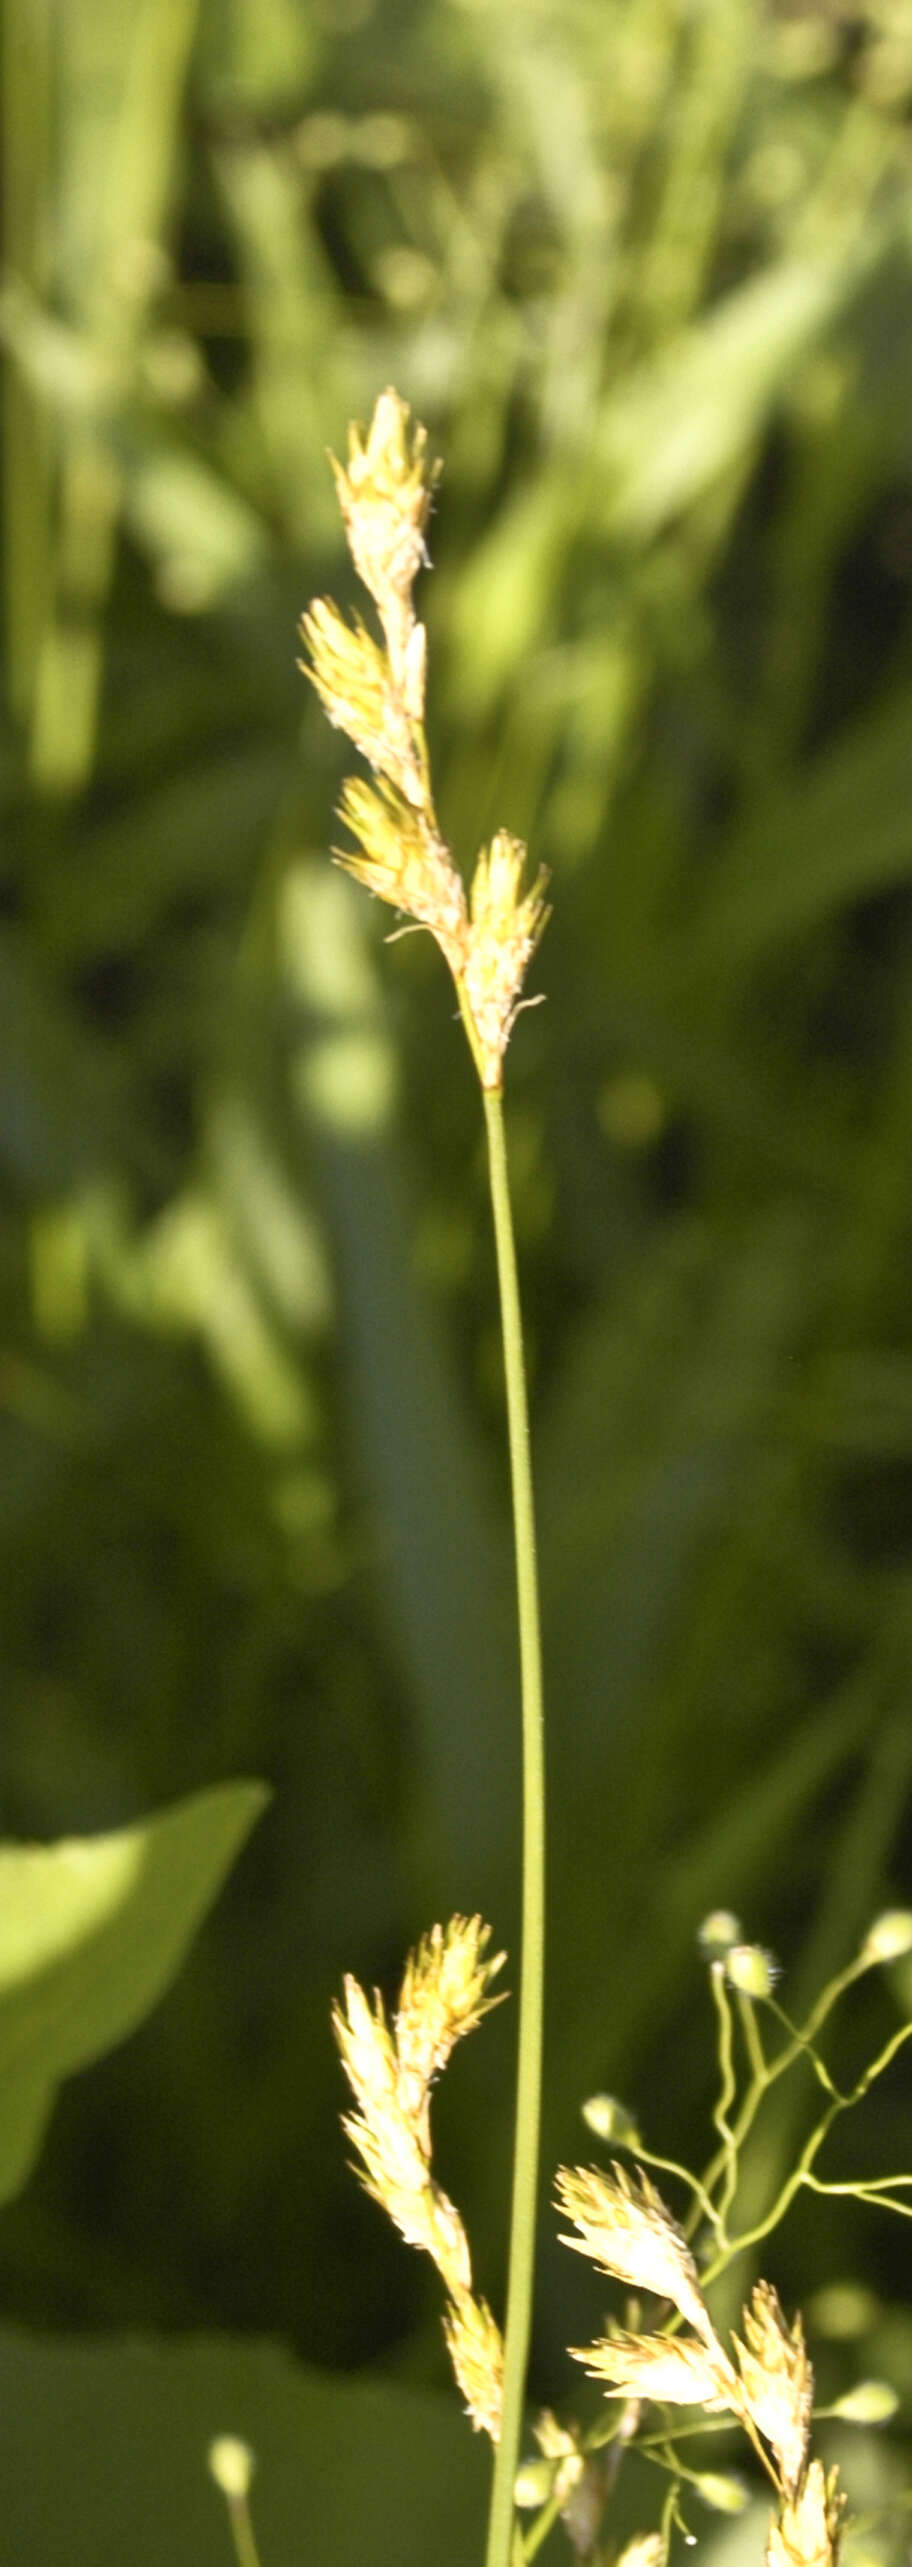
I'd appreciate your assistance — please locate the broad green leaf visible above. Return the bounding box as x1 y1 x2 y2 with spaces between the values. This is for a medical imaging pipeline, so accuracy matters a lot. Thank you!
0 1781 268 2205
0 2325 487 2567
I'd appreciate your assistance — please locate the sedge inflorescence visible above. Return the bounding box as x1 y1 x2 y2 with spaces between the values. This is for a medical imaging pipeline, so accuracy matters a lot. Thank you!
300 388 548 1091
312 394 910 2567
332 1916 506 2441
556 2161 840 2567
331 1889 912 2565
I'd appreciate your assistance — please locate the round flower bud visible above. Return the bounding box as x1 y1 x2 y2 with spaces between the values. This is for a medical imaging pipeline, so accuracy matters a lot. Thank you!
698 1910 742 1959
830 2381 898 2424
861 1911 912 1963
514 2459 556 2507
693 2473 750 2514
725 1942 777 1998
581 2093 640 2145
208 2437 255 2501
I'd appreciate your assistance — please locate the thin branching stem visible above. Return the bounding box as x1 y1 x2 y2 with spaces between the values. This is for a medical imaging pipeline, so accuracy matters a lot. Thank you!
521 2486 565 2562
735 1990 766 2085
848 2013 912 2100
634 2145 727 2245
709 1965 739 2222
697 1953 879 2217
482 1084 546 2567
802 2177 912 2216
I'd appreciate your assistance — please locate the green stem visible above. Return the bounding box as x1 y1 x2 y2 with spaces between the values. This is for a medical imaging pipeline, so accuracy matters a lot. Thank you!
481 1084 546 2567
225 2494 263 2567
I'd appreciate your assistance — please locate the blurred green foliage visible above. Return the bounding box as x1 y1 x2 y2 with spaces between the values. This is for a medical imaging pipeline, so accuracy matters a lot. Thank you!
0 1783 267 2207
3 0 912 2508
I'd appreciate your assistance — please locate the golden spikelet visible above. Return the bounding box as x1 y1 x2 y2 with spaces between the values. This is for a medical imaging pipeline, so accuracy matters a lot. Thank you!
329 386 436 690
572 2326 737 2409
733 2283 813 2497
442 2288 504 2441
395 1916 505 2136
333 1919 505 2437
334 775 468 978
463 833 550 1091
766 2463 844 2567
302 389 548 1090
555 2161 718 2344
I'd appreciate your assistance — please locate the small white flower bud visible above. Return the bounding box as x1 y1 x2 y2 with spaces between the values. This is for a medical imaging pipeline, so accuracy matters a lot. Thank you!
830 2380 898 2423
861 1910 912 1963
581 2093 640 2145
698 1910 742 1959
693 2473 750 2514
725 1942 778 1998
208 2437 254 2501
616 2538 665 2567
514 2458 555 2507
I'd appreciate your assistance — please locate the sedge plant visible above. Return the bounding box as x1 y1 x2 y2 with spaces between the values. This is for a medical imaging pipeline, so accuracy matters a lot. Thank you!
301 388 548 2567
283 391 912 2567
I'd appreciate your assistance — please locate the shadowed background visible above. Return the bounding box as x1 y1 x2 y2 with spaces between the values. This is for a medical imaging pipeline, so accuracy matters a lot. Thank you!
2 0 912 2552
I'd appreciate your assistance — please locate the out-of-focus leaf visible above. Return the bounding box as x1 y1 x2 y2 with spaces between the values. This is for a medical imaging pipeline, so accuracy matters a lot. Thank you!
596 247 882 542
284 865 517 1914
125 445 271 607
0 2325 486 2567
539 1211 816 1762
0 1782 268 2204
683 687 912 978
40 742 287 960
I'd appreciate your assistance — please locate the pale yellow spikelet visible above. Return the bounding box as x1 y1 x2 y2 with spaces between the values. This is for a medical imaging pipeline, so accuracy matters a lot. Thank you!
299 599 417 787
330 387 437 689
429 2185 476 2297
395 1916 506 2133
572 2326 737 2409
555 2161 717 2343
442 2288 504 2442
333 1922 501 2306
335 775 468 978
532 2408 586 2499
463 831 550 1091
765 2462 844 2567
733 2284 813 2496
333 1973 441 2259
332 1973 399 2122
303 395 550 1085
341 2097 471 2287
616 2537 666 2567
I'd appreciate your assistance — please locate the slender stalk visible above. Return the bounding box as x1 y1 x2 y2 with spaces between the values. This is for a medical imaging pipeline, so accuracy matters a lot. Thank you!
224 2494 262 2567
482 1084 546 2567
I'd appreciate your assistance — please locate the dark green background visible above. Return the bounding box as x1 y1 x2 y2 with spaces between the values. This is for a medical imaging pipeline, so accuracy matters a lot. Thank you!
2 0 912 2543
